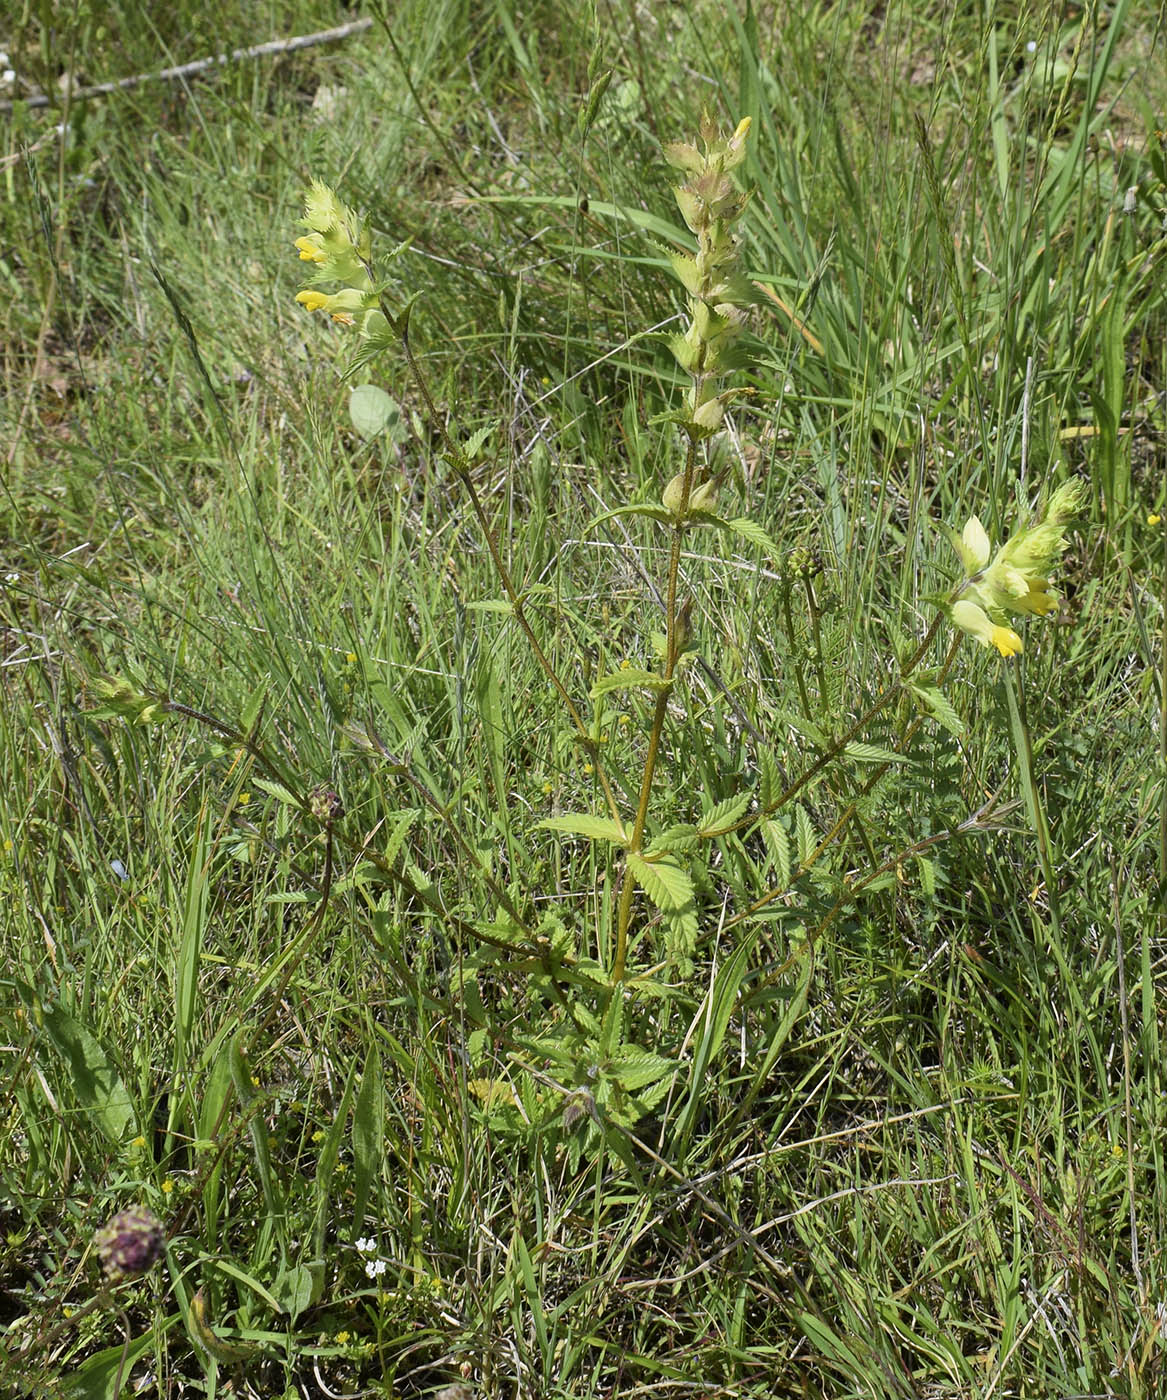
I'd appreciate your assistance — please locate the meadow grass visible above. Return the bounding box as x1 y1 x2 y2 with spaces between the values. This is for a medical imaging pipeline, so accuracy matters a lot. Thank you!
2 1 1167 1396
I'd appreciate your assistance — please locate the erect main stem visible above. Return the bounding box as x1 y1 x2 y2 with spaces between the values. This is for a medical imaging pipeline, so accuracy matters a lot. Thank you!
611 431 700 983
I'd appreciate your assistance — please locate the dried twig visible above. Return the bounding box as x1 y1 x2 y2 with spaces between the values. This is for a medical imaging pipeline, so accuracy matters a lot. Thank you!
0 18 372 114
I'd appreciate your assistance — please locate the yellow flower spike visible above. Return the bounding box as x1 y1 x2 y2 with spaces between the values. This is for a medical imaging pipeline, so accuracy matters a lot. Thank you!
950 599 1023 656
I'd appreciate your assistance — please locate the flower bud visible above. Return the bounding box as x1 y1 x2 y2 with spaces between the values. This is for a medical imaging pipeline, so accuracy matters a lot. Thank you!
662 471 688 516
94 1207 164 1283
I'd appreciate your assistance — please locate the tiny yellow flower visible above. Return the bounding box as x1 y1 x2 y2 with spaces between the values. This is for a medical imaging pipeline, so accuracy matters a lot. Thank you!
296 289 330 313
1150 513 1162 526
237 792 250 806
335 1331 351 1345
345 651 357 664
311 1130 325 1143
131 1135 148 1149
161 1178 174 1194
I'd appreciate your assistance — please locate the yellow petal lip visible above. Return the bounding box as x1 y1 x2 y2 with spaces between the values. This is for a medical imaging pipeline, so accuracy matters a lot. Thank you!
990 625 1023 657
295 235 326 263
295 289 329 312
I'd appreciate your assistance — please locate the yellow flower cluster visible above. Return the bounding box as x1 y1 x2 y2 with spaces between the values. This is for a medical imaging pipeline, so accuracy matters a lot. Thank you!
948 480 1084 656
293 180 377 328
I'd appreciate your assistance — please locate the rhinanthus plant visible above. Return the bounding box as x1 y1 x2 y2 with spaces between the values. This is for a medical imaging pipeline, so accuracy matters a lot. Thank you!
281 111 1082 1162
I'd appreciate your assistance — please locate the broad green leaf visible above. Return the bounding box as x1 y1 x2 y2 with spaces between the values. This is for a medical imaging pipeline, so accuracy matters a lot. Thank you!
349 383 402 438
63 1325 171 1399
20 984 138 1145
539 813 627 844
273 1263 318 1323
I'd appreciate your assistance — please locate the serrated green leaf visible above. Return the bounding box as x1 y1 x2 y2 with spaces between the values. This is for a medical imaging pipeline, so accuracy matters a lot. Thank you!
722 515 780 557
251 778 300 807
539 813 628 844
383 808 420 868
759 748 783 810
761 818 792 888
627 853 694 911
465 599 515 615
463 422 495 461
698 791 752 836
646 823 699 855
910 681 964 737
775 709 828 749
610 1048 676 1091
583 502 673 531
666 248 701 295
794 805 816 866
843 741 913 765
590 668 672 699
239 678 270 736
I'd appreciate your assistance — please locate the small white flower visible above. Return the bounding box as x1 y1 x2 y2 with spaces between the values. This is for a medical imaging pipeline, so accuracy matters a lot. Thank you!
4 572 19 583
364 1257 388 1279
354 1236 376 1253
1025 39 1036 53
0 52 9 66
1 70 15 84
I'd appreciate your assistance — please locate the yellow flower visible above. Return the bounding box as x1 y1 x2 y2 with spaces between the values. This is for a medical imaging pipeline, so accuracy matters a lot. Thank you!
1150 513 1162 526
294 234 327 263
296 287 369 326
950 600 1023 657
161 1178 174 1194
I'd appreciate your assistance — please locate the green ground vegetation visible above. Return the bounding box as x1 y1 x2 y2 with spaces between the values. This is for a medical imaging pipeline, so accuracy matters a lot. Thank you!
2 1 1167 1396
